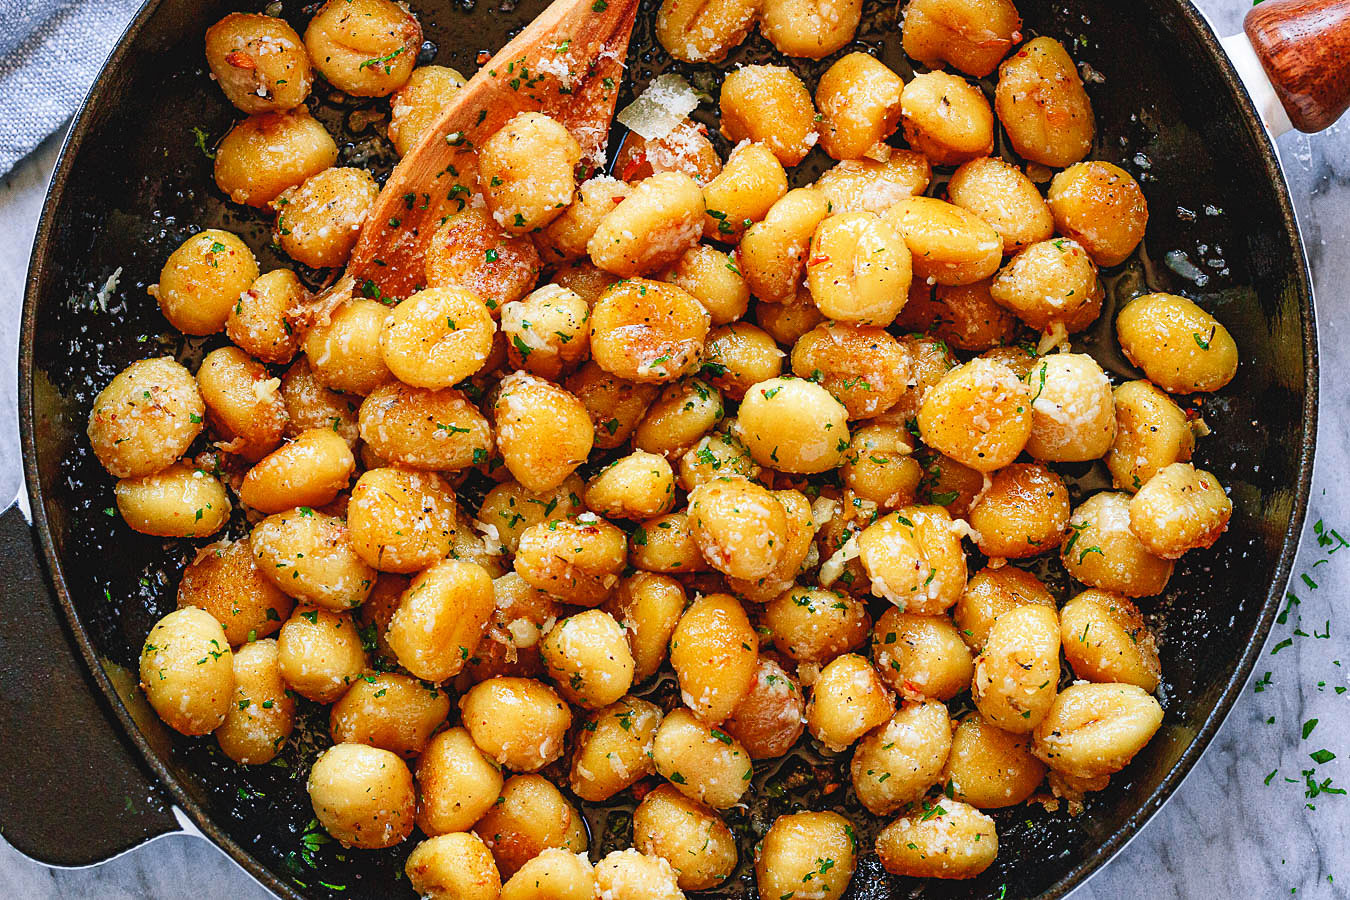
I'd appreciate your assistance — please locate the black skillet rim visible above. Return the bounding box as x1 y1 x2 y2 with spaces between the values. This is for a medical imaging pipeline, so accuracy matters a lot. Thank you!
17 0 1318 897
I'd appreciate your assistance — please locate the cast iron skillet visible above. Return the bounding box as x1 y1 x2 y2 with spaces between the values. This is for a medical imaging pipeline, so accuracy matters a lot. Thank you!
1 0 1325 896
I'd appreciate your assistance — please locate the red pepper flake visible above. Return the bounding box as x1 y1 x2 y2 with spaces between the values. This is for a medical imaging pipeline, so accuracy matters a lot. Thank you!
619 150 646 182
476 50 492 65
225 50 256 70
809 254 831 266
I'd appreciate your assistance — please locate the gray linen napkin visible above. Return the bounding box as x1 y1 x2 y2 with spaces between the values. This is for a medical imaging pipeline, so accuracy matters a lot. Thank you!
0 0 145 176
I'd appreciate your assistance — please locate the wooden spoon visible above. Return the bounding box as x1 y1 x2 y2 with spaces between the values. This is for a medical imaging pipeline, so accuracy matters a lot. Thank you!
329 0 640 306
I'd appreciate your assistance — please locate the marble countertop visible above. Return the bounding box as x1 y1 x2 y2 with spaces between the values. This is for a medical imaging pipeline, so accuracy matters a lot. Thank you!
2 0 1349 896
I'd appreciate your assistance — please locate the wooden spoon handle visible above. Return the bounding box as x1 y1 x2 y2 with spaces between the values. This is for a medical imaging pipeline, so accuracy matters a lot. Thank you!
1245 0 1350 132
343 0 640 301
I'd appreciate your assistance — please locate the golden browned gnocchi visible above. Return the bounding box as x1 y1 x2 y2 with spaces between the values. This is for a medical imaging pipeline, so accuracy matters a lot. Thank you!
567 362 661 450
700 323 785 400
806 653 896 752
858 506 967 612
900 71 995 165
736 377 851 473
215 638 295 764
990 237 1103 334
871 607 973 701
281 357 361 447
792 323 910 420
115 461 230 538
947 157 1055 255
885 197 1002 287
570 696 662 800
967 462 1070 559
213 110 338 208
972 602 1060 732
719 65 818 167
1128 462 1232 558
415 726 504 835
1062 491 1174 597
359 381 493 470
1032 682 1164 783
652 707 754 808
1060 589 1161 691
152 230 259 336
759 0 863 59
275 167 379 269
425 207 543 313
460 677 573 772
330 671 450 757
480 112 582 233
898 279 1018 352
1048 161 1150 267
851 700 953 814
226 269 305 364
1116 292 1239 393
345 465 457 571
634 784 737 890
1105 379 1195 491
404 832 500 900
918 357 1032 471
306 744 417 853
88 357 205 478
206 13 312 113
815 52 904 161
764 585 870 664
1025 353 1117 462
738 189 831 305
178 539 293 646
678 431 759 490
995 36 1094 167
841 423 923 509
501 847 596 900
807 212 913 324
276 606 368 703
139 607 234 736
875 798 997 879
304 0 421 97
722 657 805 759
633 378 724 458
900 0 1022 77
589 278 710 383
755 811 858 900
954 564 1056 652
514 515 627 605
663 244 750 324
655 0 757 63
590 171 707 276
701 142 788 243
197 345 286 461
240 426 355 514
594 849 685 900
540 609 635 708
475 774 588 877
687 477 788 578
669 592 759 724
250 508 376 609
604 572 687 680
944 712 1047 808
813 151 932 214
380 286 496 388
386 558 493 680
387 65 466 156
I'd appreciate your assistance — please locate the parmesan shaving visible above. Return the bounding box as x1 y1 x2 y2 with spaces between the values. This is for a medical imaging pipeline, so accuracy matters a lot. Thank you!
616 73 699 141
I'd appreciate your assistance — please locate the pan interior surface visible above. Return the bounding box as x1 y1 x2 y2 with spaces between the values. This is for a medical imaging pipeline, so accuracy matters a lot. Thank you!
20 0 1313 897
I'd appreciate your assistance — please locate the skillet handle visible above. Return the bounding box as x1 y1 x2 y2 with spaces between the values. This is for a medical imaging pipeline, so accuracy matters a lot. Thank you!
1245 0 1350 133
0 503 181 866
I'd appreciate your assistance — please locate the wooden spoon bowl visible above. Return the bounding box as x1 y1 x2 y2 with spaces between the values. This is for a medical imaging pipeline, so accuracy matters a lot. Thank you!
330 0 640 306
